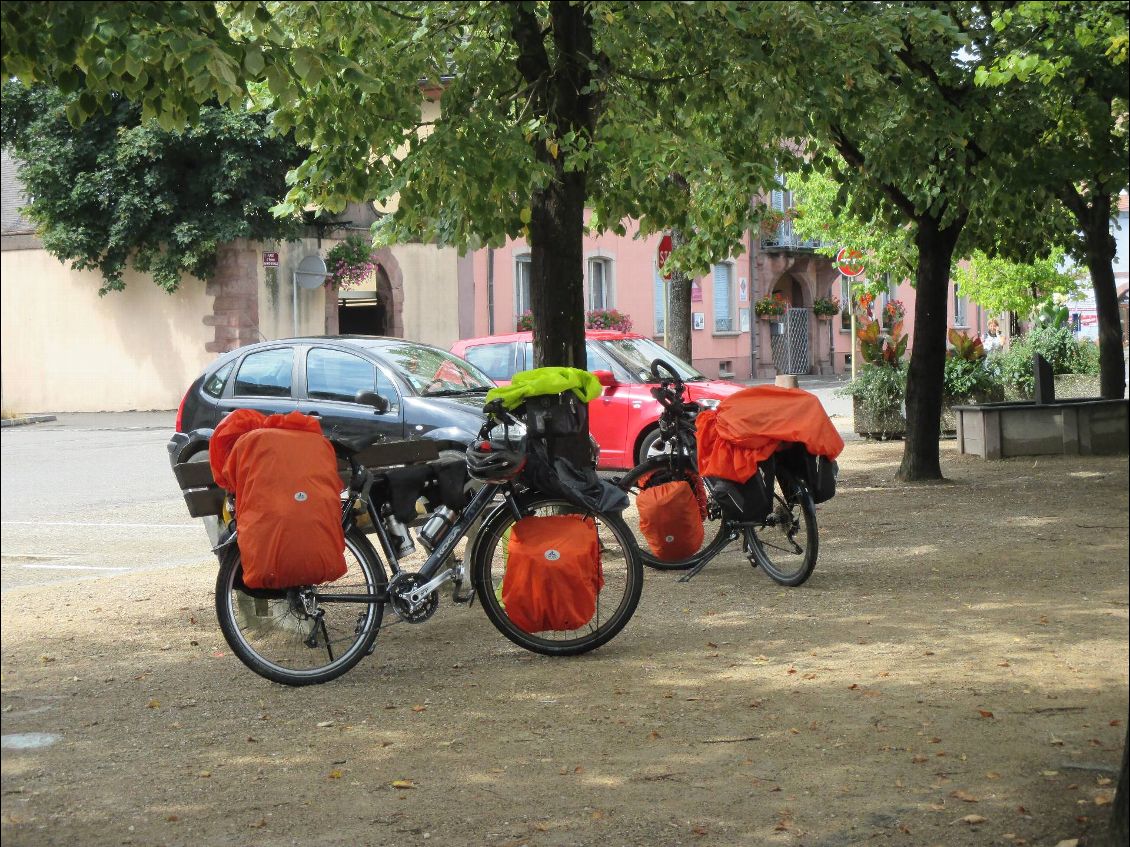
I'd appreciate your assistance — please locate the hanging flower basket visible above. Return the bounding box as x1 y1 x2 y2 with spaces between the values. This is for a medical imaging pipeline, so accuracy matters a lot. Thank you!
754 293 787 320
813 297 840 319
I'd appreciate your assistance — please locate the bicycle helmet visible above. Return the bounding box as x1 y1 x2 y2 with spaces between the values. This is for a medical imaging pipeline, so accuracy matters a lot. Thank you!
466 439 526 483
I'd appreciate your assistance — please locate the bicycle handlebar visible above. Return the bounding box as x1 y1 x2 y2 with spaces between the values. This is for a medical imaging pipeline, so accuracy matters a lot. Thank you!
650 358 682 386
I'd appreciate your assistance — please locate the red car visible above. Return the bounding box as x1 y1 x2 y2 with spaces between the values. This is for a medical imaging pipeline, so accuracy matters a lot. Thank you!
450 331 744 470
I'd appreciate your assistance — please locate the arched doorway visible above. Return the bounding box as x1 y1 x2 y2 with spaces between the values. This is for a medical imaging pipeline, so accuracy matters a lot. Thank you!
772 274 807 307
337 261 401 337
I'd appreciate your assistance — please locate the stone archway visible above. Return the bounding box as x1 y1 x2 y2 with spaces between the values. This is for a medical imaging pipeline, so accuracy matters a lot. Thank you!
772 273 810 307
326 246 405 337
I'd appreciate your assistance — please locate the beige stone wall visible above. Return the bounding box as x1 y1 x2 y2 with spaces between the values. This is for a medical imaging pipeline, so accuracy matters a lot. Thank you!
395 242 461 348
255 237 329 341
0 247 214 413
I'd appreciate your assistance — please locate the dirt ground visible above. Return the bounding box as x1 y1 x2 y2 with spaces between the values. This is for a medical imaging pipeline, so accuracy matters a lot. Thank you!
2 438 1127 847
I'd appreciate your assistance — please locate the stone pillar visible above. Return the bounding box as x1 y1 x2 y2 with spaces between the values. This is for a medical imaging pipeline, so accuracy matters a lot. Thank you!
204 240 260 354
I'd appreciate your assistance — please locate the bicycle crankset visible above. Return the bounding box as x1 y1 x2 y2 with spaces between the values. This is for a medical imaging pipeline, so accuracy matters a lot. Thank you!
387 572 440 623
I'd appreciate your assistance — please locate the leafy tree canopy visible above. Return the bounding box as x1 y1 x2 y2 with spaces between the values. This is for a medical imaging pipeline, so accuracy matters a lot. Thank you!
0 81 304 293
953 249 1082 318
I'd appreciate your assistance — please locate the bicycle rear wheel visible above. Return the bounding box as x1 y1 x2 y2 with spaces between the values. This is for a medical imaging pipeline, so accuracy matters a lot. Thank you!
618 457 732 571
471 497 643 656
215 527 387 686
745 474 818 587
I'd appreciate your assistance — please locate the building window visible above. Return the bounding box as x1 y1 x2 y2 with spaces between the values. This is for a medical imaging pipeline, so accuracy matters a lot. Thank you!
588 257 613 310
654 272 665 335
953 283 967 327
515 255 531 322
713 263 733 332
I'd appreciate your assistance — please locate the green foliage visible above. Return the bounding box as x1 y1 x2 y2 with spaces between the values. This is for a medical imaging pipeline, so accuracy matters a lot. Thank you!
0 81 302 293
812 297 841 317
952 250 1081 318
788 169 917 299
995 325 1101 395
1035 301 1070 329
943 356 996 399
838 364 907 416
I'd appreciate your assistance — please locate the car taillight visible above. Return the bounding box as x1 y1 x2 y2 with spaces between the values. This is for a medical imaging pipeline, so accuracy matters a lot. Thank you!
174 388 189 433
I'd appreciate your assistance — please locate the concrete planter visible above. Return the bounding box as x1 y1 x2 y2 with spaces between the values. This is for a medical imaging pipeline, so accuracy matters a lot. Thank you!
941 388 1005 435
853 396 906 440
1053 373 1101 399
955 398 1129 459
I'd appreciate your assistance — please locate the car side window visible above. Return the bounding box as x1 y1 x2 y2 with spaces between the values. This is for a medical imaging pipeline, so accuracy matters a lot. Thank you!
203 361 234 398
463 342 517 381
234 348 294 398
306 348 380 404
585 342 615 373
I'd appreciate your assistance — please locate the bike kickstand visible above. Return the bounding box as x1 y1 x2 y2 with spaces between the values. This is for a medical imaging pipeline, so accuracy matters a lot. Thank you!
677 559 711 583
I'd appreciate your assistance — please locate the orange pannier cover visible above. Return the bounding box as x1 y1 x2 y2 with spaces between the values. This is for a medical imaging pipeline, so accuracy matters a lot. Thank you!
209 410 346 590
637 481 705 561
502 515 603 633
696 385 845 482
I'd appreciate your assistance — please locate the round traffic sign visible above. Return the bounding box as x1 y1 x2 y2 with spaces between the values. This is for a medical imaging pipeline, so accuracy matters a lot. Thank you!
835 247 864 278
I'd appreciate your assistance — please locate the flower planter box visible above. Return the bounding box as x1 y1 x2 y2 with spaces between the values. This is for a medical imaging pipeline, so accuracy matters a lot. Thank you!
955 398 1129 460
941 388 1005 435
852 396 906 440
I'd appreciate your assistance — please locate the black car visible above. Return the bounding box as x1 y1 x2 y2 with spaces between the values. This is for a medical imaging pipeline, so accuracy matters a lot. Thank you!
167 336 497 467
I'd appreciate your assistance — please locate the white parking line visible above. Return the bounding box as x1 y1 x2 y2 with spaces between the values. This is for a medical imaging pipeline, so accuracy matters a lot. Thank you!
21 564 131 571
2 521 201 529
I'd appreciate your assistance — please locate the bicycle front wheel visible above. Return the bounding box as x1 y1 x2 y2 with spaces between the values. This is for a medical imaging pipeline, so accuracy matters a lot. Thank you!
745 475 818 587
215 527 387 686
471 497 643 656
618 457 732 571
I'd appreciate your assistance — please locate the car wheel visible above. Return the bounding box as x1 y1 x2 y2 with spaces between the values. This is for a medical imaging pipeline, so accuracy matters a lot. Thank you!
636 427 670 465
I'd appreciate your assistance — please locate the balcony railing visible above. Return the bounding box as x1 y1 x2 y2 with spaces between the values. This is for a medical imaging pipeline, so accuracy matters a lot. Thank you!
760 219 828 252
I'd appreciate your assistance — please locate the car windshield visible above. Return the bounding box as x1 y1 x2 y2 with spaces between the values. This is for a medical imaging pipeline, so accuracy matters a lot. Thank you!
368 342 494 396
600 337 705 382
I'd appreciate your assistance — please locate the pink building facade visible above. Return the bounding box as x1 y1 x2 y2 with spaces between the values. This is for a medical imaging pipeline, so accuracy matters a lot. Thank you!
464 212 997 381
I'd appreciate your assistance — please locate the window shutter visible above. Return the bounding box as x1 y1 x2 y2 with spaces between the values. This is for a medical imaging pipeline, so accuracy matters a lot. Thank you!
713 264 732 332
654 270 665 334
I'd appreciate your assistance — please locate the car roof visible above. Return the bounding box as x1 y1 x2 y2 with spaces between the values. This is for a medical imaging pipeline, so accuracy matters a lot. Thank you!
209 336 453 369
453 330 643 346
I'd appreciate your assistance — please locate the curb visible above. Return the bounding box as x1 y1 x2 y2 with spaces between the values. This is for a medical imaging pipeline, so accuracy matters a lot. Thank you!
1 415 57 428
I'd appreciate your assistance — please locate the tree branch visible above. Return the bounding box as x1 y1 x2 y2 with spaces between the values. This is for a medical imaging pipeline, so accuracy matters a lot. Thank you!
829 124 920 222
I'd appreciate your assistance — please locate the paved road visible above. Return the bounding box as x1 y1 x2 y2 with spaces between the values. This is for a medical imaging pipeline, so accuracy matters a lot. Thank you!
0 412 215 592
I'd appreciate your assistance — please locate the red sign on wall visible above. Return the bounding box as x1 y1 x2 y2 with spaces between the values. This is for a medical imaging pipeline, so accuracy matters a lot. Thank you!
262 252 280 267
657 234 674 280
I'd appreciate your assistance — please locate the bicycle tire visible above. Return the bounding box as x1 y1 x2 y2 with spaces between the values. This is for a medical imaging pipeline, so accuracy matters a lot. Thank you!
618 456 732 571
745 474 818 587
215 526 387 686
470 497 643 656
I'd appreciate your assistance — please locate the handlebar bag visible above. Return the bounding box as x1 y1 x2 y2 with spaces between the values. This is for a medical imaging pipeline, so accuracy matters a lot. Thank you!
524 391 589 437
636 480 705 561
211 410 346 590
501 515 603 633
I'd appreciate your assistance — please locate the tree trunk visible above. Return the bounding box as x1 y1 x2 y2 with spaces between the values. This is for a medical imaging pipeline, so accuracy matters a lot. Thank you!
1072 191 1126 400
1111 727 1129 847
666 270 693 364
509 0 597 369
529 177 587 368
665 229 693 364
898 216 965 482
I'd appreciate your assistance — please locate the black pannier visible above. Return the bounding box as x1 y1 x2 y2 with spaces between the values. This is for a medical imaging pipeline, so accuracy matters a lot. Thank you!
523 392 588 437
708 455 776 524
774 443 838 504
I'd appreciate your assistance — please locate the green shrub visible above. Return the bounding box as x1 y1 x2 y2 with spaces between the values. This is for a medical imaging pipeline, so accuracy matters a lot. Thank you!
943 356 998 399
838 364 907 416
994 326 1098 397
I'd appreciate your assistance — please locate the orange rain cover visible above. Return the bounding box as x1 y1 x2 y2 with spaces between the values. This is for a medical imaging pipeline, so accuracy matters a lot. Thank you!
209 410 346 589
636 481 705 561
696 385 845 483
502 515 604 634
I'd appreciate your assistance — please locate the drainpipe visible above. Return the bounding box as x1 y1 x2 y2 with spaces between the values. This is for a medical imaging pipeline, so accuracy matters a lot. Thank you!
486 248 495 335
749 227 758 379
